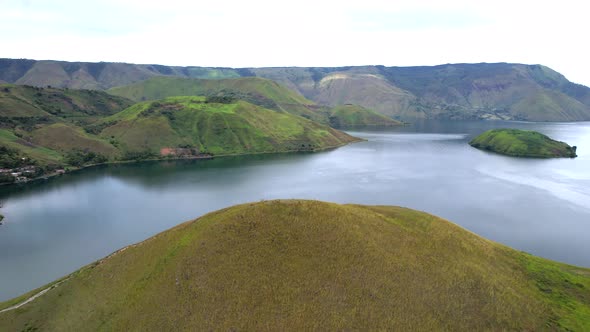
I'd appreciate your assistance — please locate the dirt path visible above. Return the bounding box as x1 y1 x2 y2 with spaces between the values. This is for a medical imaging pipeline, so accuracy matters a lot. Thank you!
0 278 68 314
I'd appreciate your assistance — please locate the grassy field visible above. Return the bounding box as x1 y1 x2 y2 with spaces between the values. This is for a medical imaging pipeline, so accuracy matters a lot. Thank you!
0 199 588 330
0 129 62 164
470 128 578 158
30 123 119 157
99 96 360 155
328 104 402 127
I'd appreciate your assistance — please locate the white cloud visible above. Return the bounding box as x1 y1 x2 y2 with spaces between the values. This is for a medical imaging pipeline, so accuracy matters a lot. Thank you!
1 0 589 85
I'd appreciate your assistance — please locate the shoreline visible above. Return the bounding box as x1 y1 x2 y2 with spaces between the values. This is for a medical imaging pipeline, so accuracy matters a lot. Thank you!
0 138 364 188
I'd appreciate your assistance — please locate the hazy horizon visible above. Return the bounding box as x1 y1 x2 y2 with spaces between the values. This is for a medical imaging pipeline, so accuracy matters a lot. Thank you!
2 0 589 86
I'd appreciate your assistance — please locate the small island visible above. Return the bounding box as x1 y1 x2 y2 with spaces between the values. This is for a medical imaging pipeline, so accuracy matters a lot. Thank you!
469 129 577 158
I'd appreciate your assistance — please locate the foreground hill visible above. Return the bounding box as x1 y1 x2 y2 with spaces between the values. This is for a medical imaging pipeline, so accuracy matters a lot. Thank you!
1 200 588 330
470 129 578 158
4 58 590 121
96 96 360 156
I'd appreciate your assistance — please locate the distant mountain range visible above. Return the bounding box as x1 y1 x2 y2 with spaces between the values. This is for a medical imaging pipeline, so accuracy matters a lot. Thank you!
2 59 590 121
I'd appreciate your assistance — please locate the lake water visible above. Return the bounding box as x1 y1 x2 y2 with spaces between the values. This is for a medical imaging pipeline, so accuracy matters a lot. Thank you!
1 120 589 301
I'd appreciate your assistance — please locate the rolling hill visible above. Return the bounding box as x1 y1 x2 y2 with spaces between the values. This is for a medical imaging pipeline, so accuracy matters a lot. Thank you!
0 200 588 330
3 58 590 121
0 85 133 171
96 96 360 156
0 85 360 183
107 76 325 123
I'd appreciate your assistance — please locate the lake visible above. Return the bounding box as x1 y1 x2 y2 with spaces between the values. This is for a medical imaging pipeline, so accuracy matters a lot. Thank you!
1 120 589 301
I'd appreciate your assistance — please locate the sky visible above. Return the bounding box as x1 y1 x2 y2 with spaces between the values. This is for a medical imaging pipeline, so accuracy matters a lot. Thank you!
1 0 590 86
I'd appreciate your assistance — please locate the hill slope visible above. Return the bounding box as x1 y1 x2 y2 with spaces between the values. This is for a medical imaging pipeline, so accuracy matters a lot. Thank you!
97 96 360 156
470 128 578 158
0 86 358 182
0 85 133 175
0 84 133 127
252 64 590 121
328 104 403 127
0 200 588 330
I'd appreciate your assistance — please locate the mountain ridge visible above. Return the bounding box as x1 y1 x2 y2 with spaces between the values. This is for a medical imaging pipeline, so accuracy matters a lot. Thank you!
3 58 590 121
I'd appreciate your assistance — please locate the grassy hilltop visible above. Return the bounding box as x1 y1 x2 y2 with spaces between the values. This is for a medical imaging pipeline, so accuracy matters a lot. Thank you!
1 200 589 330
470 129 578 158
97 96 360 156
108 76 325 123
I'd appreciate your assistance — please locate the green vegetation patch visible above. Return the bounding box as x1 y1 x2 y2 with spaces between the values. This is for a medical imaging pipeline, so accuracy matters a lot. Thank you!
30 123 119 157
0 129 61 164
99 96 360 155
107 76 326 123
469 128 578 158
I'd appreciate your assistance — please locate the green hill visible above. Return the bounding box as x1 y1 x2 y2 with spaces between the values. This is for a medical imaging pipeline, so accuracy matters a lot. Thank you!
108 76 325 123
328 104 403 127
0 83 133 126
97 96 360 156
0 85 358 183
469 129 578 158
0 85 133 175
1 200 589 330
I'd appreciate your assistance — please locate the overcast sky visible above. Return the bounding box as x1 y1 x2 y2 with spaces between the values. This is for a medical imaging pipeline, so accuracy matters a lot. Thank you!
2 0 589 86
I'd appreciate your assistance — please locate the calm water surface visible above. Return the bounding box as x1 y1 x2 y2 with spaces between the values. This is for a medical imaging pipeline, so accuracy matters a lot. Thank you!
1 120 589 300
